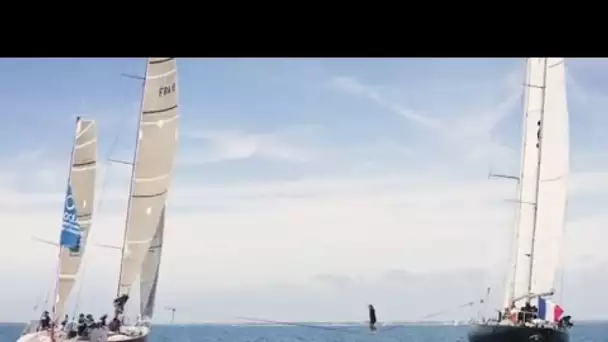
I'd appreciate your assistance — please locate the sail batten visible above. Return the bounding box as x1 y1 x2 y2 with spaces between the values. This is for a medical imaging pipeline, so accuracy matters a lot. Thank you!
117 56 179 314
56 118 98 320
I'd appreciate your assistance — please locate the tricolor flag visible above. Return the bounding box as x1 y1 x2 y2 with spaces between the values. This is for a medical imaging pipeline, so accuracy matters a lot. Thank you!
537 297 564 322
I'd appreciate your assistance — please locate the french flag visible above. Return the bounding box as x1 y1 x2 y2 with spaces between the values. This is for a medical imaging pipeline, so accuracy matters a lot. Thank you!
537 297 564 322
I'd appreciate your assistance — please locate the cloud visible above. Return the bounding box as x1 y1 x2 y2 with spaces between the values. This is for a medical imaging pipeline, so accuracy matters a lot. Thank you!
2 156 608 322
326 67 524 168
328 76 440 128
180 127 318 164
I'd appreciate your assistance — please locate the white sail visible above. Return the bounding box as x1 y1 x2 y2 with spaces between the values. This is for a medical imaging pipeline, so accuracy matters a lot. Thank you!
56 118 98 320
139 207 165 320
117 58 179 299
505 58 545 305
503 58 569 306
529 58 569 295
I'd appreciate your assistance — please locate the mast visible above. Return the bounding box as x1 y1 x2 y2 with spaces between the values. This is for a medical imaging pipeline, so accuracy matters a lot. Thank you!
51 116 81 321
116 60 149 297
503 59 532 306
526 58 549 297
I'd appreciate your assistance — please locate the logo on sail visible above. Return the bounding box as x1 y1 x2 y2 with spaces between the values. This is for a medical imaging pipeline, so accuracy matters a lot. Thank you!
59 183 82 253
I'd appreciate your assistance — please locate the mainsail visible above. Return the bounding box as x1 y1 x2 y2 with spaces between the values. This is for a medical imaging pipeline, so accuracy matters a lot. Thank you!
139 206 165 320
116 57 179 306
504 58 569 306
56 118 98 320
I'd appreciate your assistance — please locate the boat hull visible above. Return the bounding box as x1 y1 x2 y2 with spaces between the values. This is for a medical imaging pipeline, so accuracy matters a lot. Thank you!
107 333 147 342
17 328 149 342
469 324 568 342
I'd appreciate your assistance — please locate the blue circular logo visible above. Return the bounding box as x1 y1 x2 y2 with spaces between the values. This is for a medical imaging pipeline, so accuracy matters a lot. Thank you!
65 193 75 211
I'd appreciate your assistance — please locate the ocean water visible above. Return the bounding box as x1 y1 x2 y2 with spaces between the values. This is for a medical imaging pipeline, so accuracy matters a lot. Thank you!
0 323 606 342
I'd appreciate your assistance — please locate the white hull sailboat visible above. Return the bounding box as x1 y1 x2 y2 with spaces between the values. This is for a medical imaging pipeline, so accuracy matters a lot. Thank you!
469 58 572 342
105 57 180 342
18 117 98 342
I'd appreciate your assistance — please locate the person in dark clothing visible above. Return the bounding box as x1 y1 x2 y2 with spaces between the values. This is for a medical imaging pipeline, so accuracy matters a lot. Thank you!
558 315 573 328
99 314 108 327
517 306 524 323
113 294 129 316
368 304 377 332
39 311 51 331
520 302 533 323
77 314 86 336
530 305 538 320
108 316 121 332
84 314 95 336
61 314 69 329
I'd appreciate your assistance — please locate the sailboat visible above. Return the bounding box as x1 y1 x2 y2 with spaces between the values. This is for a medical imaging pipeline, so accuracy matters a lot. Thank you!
468 58 572 342
18 117 98 340
103 57 180 342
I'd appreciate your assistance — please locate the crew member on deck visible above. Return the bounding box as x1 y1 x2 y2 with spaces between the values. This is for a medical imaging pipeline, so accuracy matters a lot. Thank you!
99 314 108 327
61 315 69 328
113 294 129 316
39 311 51 331
530 304 538 320
368 304 377 332
77 314 86 336
108 316 121 332
519 302 533 323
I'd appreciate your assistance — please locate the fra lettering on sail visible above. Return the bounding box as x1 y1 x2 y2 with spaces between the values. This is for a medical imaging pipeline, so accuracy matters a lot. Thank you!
158 83 176 97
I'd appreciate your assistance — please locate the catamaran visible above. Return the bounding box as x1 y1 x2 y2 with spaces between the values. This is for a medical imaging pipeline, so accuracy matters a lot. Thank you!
18 117 98 341
468 58 572 342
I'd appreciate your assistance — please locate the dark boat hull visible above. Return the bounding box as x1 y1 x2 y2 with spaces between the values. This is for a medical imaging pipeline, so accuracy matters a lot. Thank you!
469 324 568 342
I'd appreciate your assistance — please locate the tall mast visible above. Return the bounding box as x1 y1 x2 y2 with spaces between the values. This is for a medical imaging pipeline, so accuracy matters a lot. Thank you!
52 116 81 320
504 59 533 305
116 59 149 297
526 58 549 297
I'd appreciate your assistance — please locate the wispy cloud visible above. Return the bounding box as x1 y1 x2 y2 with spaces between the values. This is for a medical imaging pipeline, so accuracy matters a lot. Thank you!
180 127 318 164
326 67 524 168
328 76 440 128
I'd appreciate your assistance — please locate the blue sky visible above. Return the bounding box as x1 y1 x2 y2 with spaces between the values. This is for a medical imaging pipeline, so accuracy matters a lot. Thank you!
1 58 608 323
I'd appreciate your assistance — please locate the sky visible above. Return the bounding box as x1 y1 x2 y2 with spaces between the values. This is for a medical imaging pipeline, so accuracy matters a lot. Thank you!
1 58 608 324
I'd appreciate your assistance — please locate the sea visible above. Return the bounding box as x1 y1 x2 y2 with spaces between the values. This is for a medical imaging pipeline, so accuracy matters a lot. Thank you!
0 323 605 342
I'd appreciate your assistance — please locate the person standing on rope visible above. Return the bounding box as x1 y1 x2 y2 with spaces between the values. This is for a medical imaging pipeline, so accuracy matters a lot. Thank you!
368 304 377 332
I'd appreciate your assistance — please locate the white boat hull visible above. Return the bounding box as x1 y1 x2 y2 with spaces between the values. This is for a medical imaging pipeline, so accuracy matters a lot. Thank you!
17 326 149 342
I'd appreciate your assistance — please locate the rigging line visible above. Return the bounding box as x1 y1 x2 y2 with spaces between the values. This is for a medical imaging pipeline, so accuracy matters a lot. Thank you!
375 300 478 334
237 300 479 336
234 317 364 335
32 268 55 312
